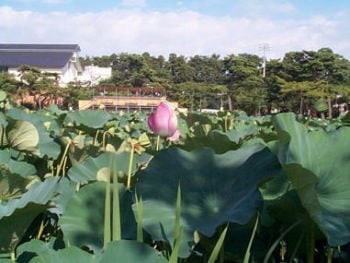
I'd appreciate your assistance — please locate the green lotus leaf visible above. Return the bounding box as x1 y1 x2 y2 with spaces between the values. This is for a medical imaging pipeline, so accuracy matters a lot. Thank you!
273 112 350 246
135 144 282 257
44 104 67 117
0 177 60 253
0 112 7 127
16 239 64 262
0 149 36 178
59 181 136 251
64 110 114 129
99 240 168 263
18 243 95 263
6 109 61 159
0 149 36 201
0 90 7 101
0 171 34 202
7 120 39 154
67 151 150 184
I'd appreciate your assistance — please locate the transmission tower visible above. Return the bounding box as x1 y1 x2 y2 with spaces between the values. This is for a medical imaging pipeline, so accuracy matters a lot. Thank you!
259 43 270 78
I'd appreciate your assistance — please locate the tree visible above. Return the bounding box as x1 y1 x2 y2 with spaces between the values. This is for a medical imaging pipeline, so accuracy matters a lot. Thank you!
17 65 62 109
280 48 350 117
223 54 266 114
167 54 195 84
188 54 224 84
0 72 18 94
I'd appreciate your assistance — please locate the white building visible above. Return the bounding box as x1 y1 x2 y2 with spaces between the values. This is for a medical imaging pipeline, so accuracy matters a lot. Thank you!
0 43 83 87
79 65 112 86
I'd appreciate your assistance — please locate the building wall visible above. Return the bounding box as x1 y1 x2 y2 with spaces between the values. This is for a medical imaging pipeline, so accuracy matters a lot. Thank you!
7 62 82 87
78 65 112 86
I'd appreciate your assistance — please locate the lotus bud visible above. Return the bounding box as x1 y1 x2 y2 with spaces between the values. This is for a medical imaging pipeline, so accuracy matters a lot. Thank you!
148 102 180 141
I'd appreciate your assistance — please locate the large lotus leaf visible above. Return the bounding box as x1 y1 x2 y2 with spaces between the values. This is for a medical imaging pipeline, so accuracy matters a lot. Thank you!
0 149 36 178
18 243 95 263
0 150 37 201
273 112 350 246
135 144 282 257
6 109 61 159
7 120 39 154
16 239 62 262
64 110 114 129
0 112 7 127
182 129 240 153
0 90 7 101
49 177 76 215
59 181 136 251
44 104 67 117
34 109 63 135
0 177 60 253
67 151 150 184
207 122 259 153
98 240 168 263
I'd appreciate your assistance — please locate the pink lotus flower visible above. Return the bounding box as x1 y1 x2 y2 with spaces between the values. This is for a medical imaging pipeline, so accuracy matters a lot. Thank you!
148 102 180 141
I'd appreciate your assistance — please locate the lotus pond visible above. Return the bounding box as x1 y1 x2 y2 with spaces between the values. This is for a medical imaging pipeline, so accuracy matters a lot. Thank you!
1 103 350 262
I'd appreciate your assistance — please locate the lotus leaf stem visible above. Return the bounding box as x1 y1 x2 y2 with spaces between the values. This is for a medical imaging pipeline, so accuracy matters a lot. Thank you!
126 143 135 189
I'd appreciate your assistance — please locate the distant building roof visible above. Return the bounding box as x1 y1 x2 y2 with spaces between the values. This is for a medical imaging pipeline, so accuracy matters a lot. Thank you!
0 44 80 68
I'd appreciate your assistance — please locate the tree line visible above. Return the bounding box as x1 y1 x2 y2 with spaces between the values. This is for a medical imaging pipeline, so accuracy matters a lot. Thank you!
1 47 350 116
81 48 350 116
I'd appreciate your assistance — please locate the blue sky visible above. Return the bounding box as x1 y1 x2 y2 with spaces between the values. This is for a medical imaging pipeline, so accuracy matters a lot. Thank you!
1 0 349 59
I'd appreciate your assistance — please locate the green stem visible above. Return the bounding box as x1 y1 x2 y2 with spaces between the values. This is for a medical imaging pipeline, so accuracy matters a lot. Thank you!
135 194 143 242
94 130 99 146
36 219 45 240
56 141 71 176
327 247 333 263
102 131 109 150
306 216 315 263
263 219 302 263
103 172 111 249
10 251 15 262
112 172 121 241
126 144 134 190
62 156 68 177
208 225 228 263
243 214 259 263
156 135 160 151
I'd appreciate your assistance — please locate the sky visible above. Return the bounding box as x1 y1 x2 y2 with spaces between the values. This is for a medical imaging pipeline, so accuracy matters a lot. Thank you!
0 0 349 60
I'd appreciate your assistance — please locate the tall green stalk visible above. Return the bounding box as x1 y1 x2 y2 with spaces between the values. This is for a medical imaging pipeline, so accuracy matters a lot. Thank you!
56 141 70 176
156 135 160 151
243 214 259 263
263 219 302 263
135 193 144 242
306 216 315 263
103 171 111 249
112 171 121 241
208 225 228 263
126 143 134 190
169 184 182 263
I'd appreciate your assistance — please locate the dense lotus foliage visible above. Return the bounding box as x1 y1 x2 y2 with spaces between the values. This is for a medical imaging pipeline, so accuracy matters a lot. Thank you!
1 99 350 262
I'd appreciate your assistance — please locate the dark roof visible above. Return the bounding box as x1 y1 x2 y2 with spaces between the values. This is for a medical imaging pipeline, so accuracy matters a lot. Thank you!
0 44 80 52
0 44 80 68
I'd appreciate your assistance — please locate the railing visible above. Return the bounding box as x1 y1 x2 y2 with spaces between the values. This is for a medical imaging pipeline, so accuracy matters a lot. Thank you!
78 96 172 111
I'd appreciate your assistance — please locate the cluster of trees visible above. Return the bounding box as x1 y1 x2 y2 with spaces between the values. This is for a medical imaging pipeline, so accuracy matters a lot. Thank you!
81 48 350 116
1 47 350 116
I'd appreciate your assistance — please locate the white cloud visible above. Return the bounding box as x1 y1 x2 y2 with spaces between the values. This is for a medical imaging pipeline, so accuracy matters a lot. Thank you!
120 0 147 8
0 6 349 59
235 0 296 16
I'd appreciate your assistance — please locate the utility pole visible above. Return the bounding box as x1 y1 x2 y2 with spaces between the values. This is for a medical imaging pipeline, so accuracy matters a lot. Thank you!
259 43 270 78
